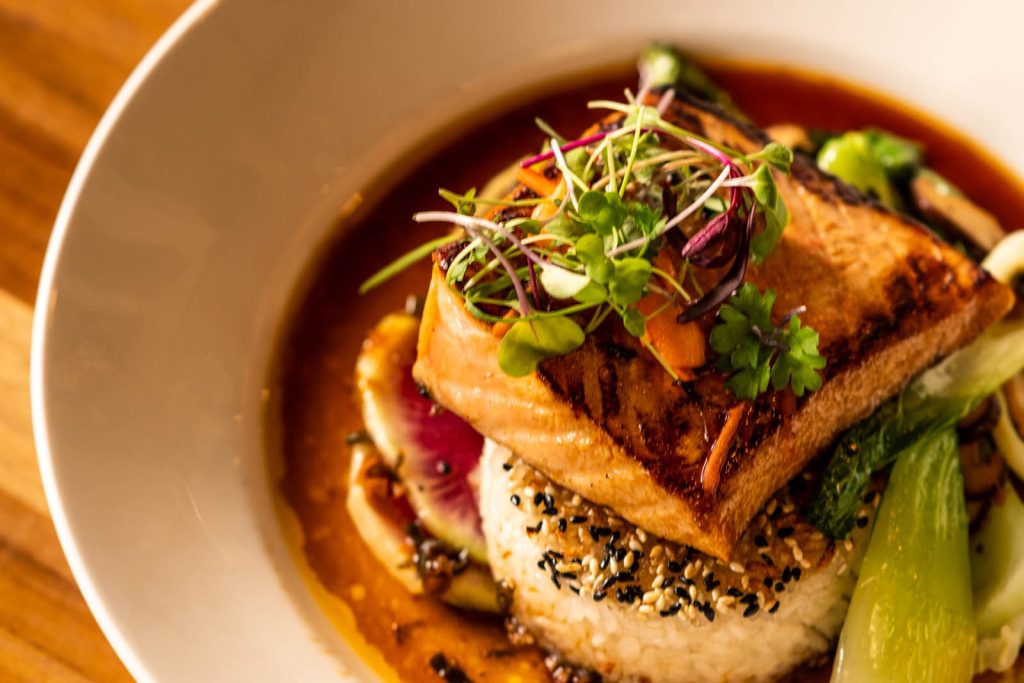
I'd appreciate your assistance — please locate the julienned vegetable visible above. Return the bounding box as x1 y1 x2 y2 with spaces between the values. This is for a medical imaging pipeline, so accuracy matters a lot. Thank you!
361 64 819 399
972 484 1024 673
809 232 1024 538
831 429 975 683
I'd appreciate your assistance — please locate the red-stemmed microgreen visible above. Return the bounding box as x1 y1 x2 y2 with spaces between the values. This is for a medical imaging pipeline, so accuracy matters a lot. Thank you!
361 82 819 396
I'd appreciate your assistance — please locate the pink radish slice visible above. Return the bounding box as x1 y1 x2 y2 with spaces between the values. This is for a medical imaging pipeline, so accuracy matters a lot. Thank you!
356 313 488 562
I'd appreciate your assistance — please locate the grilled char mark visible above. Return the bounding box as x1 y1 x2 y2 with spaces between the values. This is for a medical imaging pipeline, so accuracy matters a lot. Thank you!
430 92 1007 525
533 97 994 504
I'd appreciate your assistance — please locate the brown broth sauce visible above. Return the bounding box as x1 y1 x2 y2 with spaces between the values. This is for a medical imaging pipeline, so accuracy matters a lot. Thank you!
276 61 1024 682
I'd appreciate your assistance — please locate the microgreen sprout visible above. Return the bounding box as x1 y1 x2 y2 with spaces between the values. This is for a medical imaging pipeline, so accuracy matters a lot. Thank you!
360 66 818 395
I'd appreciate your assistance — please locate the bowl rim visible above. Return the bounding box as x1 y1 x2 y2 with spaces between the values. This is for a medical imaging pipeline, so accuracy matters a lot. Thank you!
30 2 216 680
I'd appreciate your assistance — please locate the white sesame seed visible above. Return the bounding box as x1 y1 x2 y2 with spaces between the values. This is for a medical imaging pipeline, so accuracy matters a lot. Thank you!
741 575 750 591
688 585 697 600
716 595 735 610
729 561 746 574
609 558 620 575
684 564 697 580
571 494 582 507
793 546 805 563
637 529 648 543
766 500 778 515
782 502 795 514
628 539 642 552
639 605 654 615
642 590 659 604
651 576 664 590
656 595 669 612
811 531 824 541
655 562 666 578
800 559 811 570
843 540 854 553
650 544 663 560
711 588 721 601
624 553 635 570
687 605 698 620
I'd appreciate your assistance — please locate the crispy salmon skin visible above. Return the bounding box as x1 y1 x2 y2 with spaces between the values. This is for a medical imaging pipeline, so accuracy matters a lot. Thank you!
413 93 1014 560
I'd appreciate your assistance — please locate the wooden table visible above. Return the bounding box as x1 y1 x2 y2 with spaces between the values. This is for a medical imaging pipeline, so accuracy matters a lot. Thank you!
0 1 190 680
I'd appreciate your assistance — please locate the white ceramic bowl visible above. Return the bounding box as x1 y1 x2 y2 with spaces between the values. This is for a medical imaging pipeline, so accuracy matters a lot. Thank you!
32 0 1024 680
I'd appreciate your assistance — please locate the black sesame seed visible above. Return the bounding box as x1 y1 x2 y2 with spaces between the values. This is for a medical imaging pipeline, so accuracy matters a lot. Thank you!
542 507 558 516
551 575 561 589
568 585 580 595
792 568 802 582
593 590 607 602
777 526 795 539
661 577 674 589
571 515 587 524
601 575 618 591
769 601 780 614
753 535 768 548
615 547 628 561
558 518 568 532
703 573 717 591
856 516 869 528
743 603 760 618
703 605 716 622
761 553 775 567
775 582 786 593
537 560 547 570
436 460 451 475
668 561 683 573
763 577 773 588
501 462 513 471
510 495 521 506
782 567 792 583
770 506 783 520
740 593 758 605
660 603 682 617
560 572 578 580
547 550 564 559
614 571 635 583
533 493 545 507
865 490 877 504
599 556 609 570
727 587 743 598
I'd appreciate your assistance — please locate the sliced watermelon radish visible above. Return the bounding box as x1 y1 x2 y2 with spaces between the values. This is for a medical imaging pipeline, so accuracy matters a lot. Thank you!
346 443 498 612
356 313 488 563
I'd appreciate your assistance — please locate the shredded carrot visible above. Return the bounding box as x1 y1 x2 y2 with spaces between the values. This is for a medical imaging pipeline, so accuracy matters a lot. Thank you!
635 247 706 377
492 309 518 339
516 167 559 198
702 403 747 495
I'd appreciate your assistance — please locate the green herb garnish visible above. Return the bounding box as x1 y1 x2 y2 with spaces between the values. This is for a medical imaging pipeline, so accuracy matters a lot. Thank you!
361 48 818 396
709 283 825 400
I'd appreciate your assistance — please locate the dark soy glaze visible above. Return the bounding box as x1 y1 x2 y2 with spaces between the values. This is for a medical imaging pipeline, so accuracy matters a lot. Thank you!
276 60 1024 682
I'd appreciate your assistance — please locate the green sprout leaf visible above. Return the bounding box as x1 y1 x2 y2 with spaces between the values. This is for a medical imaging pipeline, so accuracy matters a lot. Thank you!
710 283 825 400
750 142 794 173
539 265 590 299
574 233 614 284
498 317 585 377
608 258 652 307
577 191 627 237
622 307 647 337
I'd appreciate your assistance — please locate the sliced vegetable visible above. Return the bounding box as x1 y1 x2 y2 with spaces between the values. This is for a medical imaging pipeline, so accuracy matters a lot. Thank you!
356 313 488 562
911 170 1005 253
831 430 975 683
972 484 1024 640
345 444 499 612
971 482 1024 673
993 390 1024 479
810 233 1024 537
817 132 901 209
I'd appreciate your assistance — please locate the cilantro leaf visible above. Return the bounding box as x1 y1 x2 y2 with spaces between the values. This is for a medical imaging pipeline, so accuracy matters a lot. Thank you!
710 284 825 400
498 318 585 377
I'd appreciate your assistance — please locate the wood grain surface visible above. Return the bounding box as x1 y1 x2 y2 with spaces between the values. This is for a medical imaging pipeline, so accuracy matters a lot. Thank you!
0 1 190 680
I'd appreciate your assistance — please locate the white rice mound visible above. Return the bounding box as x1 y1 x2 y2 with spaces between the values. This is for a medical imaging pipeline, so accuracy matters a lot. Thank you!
479 440 872 683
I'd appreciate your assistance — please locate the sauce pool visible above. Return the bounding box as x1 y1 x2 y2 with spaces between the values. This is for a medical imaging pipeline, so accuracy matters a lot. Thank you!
275 61 1024 682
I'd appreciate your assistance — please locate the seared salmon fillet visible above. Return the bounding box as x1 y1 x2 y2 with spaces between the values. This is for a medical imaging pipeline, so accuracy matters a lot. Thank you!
413 93 1015 560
